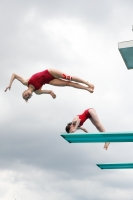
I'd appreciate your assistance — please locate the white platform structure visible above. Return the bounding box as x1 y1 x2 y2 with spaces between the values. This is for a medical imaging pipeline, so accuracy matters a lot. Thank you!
118 26 133 69
118 40 133 69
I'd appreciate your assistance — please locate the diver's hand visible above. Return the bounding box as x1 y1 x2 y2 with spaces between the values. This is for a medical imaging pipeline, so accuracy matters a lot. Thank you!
50 91 56 99
5 85 11 92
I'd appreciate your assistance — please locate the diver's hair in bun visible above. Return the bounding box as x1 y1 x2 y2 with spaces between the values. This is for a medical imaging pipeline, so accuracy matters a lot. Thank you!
22 90 29 102
22 90 32 103
65 122 72 133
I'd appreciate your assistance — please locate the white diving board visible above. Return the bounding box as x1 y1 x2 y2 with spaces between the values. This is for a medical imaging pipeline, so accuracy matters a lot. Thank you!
97 163 133 169
61 132 133 143
118 40 133 69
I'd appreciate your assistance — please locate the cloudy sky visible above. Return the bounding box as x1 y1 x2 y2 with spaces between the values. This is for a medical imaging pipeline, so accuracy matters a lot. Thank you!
1 0 133 199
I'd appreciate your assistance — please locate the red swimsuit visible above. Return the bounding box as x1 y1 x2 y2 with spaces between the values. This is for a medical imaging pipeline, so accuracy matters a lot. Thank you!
28 70 55 90
78 109 92 126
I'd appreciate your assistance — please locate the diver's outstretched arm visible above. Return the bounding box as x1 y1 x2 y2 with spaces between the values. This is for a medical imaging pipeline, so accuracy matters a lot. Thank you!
5 73 27 92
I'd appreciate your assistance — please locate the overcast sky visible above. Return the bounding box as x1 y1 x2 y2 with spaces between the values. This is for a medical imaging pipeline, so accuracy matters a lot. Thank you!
1 0 133 199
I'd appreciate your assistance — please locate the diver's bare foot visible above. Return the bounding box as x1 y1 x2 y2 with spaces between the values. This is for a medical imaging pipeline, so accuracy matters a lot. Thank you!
87 82 94 90
104 142 110 150
87 87 94 93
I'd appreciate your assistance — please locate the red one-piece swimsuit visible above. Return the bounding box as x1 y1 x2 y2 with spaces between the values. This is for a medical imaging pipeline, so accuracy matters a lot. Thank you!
77 109 92 126
28 70 55 90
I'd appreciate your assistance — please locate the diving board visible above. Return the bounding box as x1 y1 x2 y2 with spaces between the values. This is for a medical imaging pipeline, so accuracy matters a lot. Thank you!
61 132 133 143
118 40 133 69
97 163 133 169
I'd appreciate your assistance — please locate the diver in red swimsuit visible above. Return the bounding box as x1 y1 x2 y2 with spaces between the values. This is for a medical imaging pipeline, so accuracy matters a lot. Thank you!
65 108 110 150
5 69 94 102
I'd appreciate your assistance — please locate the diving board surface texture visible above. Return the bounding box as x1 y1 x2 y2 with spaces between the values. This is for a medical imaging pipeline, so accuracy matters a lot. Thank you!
97 163 133 169
118 40 133 69
61 132 133 143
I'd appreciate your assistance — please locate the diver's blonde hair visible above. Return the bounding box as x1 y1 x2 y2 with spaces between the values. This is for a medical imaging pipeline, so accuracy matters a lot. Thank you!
22 90 32 102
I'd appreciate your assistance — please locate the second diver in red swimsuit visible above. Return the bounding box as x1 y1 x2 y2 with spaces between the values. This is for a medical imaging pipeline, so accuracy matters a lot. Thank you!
65 108 110 150
5 69 94 102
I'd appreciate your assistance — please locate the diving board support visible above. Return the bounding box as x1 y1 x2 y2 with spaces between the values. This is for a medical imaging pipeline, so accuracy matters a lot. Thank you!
118 40 133 69
61 132 133 143
97 163 133 169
